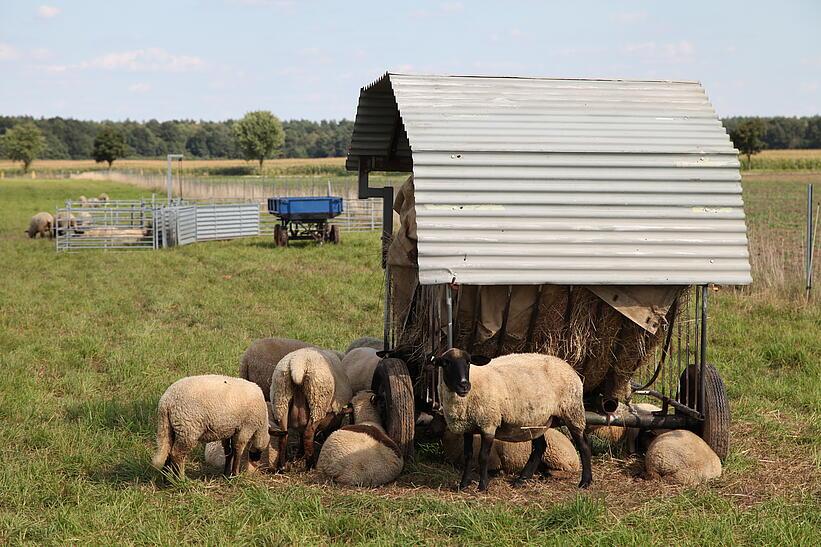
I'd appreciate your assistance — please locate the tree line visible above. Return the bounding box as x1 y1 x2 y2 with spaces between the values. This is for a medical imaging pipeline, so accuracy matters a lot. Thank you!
0 115 353 161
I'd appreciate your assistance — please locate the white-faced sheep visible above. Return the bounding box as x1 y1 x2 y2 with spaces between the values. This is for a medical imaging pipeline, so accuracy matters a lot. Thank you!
345 336 383 353
316 390 403 486
204 403 279 474
338 347 381 393
645 429 722 485
443 428 580 475
151 375 270 478
26 212 54 239
53 211 76 236
239 337 313 400
78 195 88 204
270 348 353 469
429 348 592 491
98 193 110 202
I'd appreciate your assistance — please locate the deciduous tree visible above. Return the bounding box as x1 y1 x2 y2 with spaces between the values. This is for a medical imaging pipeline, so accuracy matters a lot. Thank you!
92 126 128 168
1 122 45 172
234 111 284 170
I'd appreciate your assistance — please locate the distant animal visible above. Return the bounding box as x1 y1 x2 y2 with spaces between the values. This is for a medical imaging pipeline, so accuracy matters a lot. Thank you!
26 212 54 238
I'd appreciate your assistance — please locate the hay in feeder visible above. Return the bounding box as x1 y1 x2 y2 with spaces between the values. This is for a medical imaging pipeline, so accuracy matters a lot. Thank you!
579 301 623 394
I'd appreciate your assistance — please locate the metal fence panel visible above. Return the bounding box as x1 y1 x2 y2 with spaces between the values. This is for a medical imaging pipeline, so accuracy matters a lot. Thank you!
195 203 260 241
176 206 197 246
55 201 157 252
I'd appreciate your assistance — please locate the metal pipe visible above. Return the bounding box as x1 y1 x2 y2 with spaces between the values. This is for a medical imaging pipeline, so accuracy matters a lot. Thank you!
597 397 619 415
634 387 704 420
808 184 815 297
585 411 691 429
699 285 708 416
166 154 183 204
446 284 453 348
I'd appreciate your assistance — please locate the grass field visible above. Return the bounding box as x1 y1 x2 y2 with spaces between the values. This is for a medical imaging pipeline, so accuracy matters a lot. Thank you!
0 178 819 544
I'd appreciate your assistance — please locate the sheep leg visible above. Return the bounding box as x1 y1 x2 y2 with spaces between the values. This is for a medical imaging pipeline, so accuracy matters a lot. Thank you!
231 430 252 476
276 433 288 471
303 421 317 469
222 438 233 476
568 427 593 489
458 433 475 490
477 433 495 492
169 437 195 478
512 435 547 487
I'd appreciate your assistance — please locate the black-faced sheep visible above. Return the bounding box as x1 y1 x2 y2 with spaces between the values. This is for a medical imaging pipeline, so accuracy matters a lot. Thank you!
26 212 54 238
645 429 722 485
151 375 270 478
433 348 592 491
240 337 313 400
270 348 353 469
339 347 381 393
316 390 403 486
345 336 383 353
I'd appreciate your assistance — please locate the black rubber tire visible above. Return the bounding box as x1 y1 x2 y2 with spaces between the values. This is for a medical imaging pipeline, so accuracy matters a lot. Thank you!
371 358 415 461
329 224 340 244
677 364 730 460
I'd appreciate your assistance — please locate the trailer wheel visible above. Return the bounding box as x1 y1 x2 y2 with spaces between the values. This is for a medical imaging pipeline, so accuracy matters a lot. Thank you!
371 357 415 461
328 224 340 244
274 225 288 247
677 364 730 460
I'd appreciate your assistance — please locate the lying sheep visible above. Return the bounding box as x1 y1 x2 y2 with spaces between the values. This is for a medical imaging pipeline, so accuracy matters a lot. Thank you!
240 337 313 400
316 390 403 486
338 347 380 393
443 428 580 475
431 348 592 491
151 375 270 478
589 402 662 454
26 212 54 238
645 430 722 485
346 336 383 353
270 348 353 469
204 403 279 474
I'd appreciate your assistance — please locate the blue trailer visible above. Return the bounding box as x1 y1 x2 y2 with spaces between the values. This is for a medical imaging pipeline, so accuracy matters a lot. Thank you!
267 196 343 246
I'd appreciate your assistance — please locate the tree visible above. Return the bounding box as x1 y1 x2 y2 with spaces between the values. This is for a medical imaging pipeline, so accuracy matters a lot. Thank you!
234 111 284 169
92 126 128 168
1 122 45 172
729 119 765 169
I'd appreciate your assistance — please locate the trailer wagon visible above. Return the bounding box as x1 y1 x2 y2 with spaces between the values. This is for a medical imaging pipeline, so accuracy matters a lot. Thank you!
346 73 750 462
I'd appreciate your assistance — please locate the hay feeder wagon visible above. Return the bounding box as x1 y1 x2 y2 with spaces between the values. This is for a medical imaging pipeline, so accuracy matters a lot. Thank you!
346 73 751 463
267 196 343 247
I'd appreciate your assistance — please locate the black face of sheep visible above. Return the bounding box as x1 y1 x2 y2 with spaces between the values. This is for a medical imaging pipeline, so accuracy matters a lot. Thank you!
434 349 491 398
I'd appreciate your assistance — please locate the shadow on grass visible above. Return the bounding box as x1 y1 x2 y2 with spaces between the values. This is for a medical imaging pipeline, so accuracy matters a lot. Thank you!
248 240 322 250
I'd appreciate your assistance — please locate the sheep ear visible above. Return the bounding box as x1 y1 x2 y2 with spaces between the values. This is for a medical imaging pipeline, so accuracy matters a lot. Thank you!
470 355 491 366
376 350 391 358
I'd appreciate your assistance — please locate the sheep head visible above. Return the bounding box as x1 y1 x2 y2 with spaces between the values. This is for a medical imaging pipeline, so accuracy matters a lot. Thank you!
434 348 491 398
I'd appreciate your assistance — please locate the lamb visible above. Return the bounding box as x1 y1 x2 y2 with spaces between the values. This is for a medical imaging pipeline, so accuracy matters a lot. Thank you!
433 348 592 491
443 428 580 475
316 390 403 486
151 374 270 478
239 337 313 400
346 336 383 353
26 212 54 238
338 347 381 393
269 348 353 469
204 403 279 474
645 430 722 485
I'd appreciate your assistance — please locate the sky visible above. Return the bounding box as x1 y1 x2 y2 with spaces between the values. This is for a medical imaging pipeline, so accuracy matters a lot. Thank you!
0 0 819 121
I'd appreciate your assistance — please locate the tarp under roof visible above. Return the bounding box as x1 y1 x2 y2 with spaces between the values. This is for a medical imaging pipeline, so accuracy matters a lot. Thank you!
346 73 751 286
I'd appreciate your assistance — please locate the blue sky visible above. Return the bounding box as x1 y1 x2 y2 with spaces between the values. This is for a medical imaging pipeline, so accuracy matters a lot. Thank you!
1 0 819 121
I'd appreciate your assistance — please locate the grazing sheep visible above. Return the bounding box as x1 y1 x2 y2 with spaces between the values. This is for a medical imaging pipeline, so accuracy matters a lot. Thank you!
316 390 403 486
443 429 581 475
98 193 110 202
338 347 381 393
204 403 279 474
645 430 722 485
26 212 54 239
346 336 383 353
151 375 270 478
78 195 88 204
433 348 592 491
239 337 313 400
270 348 353 469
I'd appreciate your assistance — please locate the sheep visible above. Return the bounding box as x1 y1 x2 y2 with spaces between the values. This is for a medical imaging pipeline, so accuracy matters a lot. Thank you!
346 336 383 353
589 402 662 454
74 211 92 234
98 193 110 202
270 348 353 469
432 348 592 491
26 212 54 238
645 430 722 485
53 211 76 236
239 337 313 400
204 403 280 474
151 374 270 478
316 390 403 486
443 428 580 475
338 347 381 393
78 195 88 204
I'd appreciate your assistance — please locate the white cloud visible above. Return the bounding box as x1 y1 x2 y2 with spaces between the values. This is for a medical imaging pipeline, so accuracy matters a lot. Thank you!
30 48 53 61
37 5 61 19
47 48 204 73
128 82 152 93
613 11 648 24
440 2 464 14
0 43 19 61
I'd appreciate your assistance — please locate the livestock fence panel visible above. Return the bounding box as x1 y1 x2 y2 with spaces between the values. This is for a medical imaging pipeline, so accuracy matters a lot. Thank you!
176 206 197 246
195 202 260 241
55 200 158 252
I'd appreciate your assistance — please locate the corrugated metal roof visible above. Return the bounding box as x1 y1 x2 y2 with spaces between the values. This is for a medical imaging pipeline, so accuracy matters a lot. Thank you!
347 73 751 286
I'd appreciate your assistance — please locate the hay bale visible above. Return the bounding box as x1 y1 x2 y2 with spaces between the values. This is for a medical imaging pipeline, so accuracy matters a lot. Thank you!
579 302 623 394
533 285 569 358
